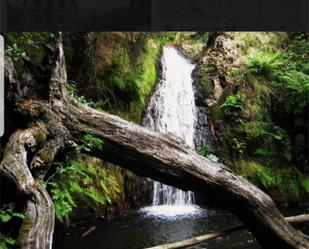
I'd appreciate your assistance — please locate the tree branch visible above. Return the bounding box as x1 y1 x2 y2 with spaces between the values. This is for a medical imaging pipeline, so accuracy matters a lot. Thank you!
144 215 309 249
285 214 309 224
48 32 308 249
3 32 308 249
144 225 245 249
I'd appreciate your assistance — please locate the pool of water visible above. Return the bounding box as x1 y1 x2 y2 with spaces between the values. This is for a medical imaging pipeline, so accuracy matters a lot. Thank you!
53 205 259 249
53 203 308 249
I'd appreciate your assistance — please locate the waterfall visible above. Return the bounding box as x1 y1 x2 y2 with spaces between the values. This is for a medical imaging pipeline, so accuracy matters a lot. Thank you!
142 46 198 214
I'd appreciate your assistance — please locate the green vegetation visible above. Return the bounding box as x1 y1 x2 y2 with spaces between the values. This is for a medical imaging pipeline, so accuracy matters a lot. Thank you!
0 203 24 249
64 32 205 123
197 144 219 162
47 159 120 222
63 33 161 122
82 133 104 151
3 32 307 230
220 92 245 121
46 134 119 223
210 32 309 200
4 33 52 67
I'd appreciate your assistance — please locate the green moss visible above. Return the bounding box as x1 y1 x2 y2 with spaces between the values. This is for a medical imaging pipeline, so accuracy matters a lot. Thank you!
210 105 224 121
40 149 54 163
137 39 160 100
199 74 213 97
33 128 47 144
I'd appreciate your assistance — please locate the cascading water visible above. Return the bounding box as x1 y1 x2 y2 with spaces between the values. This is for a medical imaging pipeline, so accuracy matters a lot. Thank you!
141 46 200 216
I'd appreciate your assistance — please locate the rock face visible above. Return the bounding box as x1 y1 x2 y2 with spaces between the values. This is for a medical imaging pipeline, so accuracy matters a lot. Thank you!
192 71 213 151
192 33 242 156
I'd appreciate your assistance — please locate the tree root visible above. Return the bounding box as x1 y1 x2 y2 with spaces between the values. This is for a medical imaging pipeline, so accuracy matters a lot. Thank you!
0 128 55 249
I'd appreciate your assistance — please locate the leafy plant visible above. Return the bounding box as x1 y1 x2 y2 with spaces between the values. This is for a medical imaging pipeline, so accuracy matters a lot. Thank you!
66 80 78 96
48 160 120 223
300 175 309 193
0 204 24 223
247 51 284 77
230 138 246 154
197 144 211 156
7 43 30 61
220 92 245 121
82 134 104 151
5 32 52 64
254 164 275 188
0 203 24 249
0 235 16 249
197 144 219 162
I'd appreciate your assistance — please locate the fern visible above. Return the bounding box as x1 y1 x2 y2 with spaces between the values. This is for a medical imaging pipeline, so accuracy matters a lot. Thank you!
0 204 24 223
0 203 24 249
247 51 284 78
48 159 120 222
0 235 16 249
254 165 275 188
289 177 300 199
221 92 244 116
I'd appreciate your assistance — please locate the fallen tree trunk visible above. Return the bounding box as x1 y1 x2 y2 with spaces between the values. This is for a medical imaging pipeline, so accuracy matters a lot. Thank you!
51 34 308 249
2 33 309 249
144 215 309 249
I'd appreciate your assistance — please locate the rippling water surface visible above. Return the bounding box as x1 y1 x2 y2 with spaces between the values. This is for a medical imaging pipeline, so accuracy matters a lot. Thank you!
53 203 308 249
54 205 262 249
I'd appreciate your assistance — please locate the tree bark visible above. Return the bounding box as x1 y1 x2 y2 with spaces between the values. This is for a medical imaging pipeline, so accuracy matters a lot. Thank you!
2 33 309 249
285 215 309 224
0 128 55 249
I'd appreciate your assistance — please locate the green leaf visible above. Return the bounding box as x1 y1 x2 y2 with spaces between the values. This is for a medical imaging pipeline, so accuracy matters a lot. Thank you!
300 175 309 193
13 213 25 219
0 213 12 223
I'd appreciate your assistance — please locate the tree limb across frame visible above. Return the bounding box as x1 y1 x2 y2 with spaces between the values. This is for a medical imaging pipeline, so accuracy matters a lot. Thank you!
1 33 308 249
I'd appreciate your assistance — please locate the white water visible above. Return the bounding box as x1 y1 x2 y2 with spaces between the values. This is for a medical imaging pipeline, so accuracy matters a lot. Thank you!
141 46 200 217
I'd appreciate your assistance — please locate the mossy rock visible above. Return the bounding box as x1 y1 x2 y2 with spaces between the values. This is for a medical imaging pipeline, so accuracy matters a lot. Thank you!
210 105 224 121
199 75 213 97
